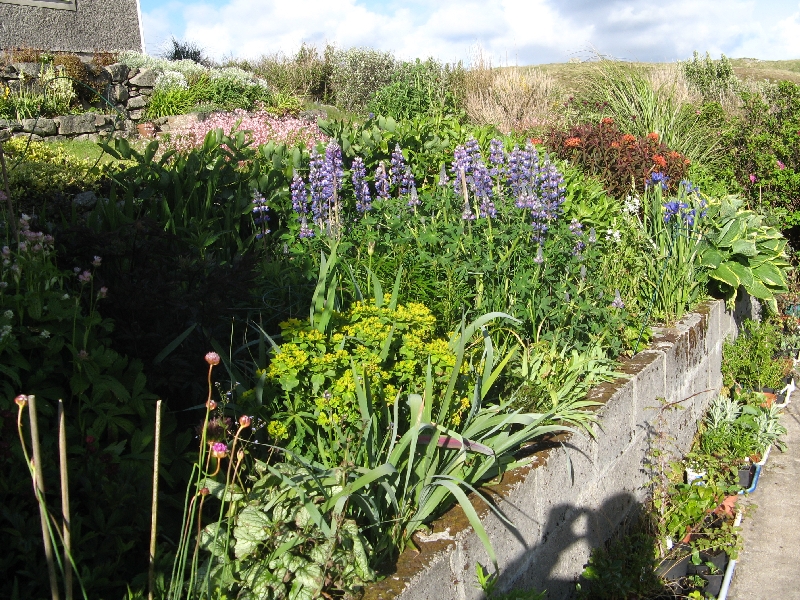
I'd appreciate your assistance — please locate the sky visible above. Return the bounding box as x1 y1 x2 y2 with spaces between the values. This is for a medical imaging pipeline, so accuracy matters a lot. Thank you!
137 0 800 65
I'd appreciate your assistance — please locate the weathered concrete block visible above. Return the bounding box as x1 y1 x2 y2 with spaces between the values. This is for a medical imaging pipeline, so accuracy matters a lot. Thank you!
12 62 40 78
56 113 97 135
128 109 144 121
108 83 129 104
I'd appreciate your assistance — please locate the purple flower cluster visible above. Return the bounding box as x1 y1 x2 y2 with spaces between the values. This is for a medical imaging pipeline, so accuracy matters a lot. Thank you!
290 171 314 238
489 139 505 178
451 137 496 219
252 190 270 239
374 162 390 200
389 145 406 187
351 157 372 213
647 171 669 190
611 289 625 309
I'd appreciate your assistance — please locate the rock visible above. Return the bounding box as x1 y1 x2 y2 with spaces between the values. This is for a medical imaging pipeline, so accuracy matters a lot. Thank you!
94 114 113 127
1 64 18 79
0 128 11 143
72 191 98 210
43 135 67 143
104 63 130 83
13 132 43 142
139 87 154 97
108 83 129 104
128 109 144 120
11 62 41 78
127 67 139 80
55 113 97 135
129 69 157 88
126 95 147 110
0 119 22 131
21 118 57 136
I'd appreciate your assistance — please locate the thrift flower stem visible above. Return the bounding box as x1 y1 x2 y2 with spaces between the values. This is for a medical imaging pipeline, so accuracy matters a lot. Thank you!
148 399 162 600
28 395 61 600
58 400 73 600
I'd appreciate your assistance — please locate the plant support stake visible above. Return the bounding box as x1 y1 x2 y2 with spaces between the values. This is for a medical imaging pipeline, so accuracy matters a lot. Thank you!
29 395 61 600
58 400 73 600
149 399 162 600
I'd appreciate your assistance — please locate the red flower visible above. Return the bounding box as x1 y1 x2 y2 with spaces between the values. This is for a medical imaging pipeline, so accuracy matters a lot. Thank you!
564 137 581 148
653 155 667 168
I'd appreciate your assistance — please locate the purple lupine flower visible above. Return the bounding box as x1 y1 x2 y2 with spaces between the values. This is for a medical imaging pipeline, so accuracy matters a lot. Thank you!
407 184 421 208
451 145 470 196
465 137 481 167
489 138 505 178
611 289 625 309
588 228 597 244
507 146 524 197
479 196 496 218
400 165 416 197
374 162 390 200
461 200 476 221
352 157 372 213
291 171 308 215
299 216 314 238
309 149 328 223
569 219 583 235
438 163 449 187
252 190 271 239
325 141 344 192
471 160 493 201
389 144 406 188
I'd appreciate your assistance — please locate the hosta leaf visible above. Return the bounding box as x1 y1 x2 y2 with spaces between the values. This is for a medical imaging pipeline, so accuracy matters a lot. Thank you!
727 262 754 288
757 237 786 254
699 247 724 268
752 262 788 289
714 219 744 248
709 263 740 288
731 239 757 257
745 279 774 300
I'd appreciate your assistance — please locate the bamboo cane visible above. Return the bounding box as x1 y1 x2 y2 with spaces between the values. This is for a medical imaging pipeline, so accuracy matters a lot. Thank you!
28 394 60 600
149 399 162 600
58 400 72 600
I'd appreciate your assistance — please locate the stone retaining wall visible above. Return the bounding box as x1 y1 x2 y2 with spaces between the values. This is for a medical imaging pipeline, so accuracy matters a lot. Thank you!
365 297 755 600
0 61 158 141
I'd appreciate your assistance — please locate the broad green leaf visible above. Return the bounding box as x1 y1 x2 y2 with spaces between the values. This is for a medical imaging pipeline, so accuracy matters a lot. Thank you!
745 279 774 300
234 505 272 559
731 239 757 257
727 262 754 289
753 262 787 289
709 263 740 288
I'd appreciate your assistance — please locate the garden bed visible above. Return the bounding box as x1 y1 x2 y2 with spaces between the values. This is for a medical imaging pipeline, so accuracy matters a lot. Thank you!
364 298 752 600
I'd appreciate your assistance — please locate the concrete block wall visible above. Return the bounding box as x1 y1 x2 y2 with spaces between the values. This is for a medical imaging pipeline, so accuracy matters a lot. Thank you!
363 299 741 600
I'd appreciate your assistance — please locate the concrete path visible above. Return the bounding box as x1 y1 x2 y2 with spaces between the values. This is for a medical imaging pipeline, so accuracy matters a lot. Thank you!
728 397 800 600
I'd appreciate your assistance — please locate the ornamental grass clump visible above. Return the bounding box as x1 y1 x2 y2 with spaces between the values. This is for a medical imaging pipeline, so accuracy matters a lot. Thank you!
547 118 690 198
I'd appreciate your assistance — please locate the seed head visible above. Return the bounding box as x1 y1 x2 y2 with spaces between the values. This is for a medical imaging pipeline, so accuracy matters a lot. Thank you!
199 487 210 496
206 399 217 411
205 352 220 366
238 415 252 428
14 394 28 408
211 442 228 458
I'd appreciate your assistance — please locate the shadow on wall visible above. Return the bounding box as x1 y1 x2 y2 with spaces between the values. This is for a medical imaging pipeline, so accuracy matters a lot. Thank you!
498 492 641 600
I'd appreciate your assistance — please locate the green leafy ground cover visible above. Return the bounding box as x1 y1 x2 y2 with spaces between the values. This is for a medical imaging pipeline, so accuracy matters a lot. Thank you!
1 47 798 599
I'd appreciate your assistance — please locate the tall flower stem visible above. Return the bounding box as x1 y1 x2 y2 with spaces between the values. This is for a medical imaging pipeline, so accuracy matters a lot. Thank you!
0 141 16 241
58 399 73 600
148 399 162 600
28 395 61 600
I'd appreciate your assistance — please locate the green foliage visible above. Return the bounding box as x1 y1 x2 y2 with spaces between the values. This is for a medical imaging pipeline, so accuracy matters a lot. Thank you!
475 563 546 600
0 219 189 599
681 52 739 102
577 532 662 600
329 47 398 113
0 63 76 119
367 58 466 121
547 118 690 198
2 136 116 209
722 319 788 390
723 81 800 226
698 196 791 313
162 37 207 64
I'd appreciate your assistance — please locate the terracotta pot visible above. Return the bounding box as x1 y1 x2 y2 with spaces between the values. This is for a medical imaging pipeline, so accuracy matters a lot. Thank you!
137 122 156 138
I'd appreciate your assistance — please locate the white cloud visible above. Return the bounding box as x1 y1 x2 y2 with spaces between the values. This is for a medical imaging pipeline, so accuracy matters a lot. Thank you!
141 0 800 64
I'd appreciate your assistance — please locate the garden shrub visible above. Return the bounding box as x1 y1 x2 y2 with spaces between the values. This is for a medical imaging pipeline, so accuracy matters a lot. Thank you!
723 80 800 227
0 62 76 119
546 118 690 198
681 51 739 103
1 136 114 212
255 297 468 448
162 37 207 64
367 58 466 121
722 319 789 390
329 47 398 113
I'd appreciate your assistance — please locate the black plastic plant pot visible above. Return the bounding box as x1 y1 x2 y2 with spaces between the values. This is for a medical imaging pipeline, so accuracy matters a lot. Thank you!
703 573 725 597
656 553 690 581
700 550 728 573
738 464 755 489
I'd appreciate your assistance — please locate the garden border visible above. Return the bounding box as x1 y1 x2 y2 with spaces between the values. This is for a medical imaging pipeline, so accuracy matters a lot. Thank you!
363 295 758 600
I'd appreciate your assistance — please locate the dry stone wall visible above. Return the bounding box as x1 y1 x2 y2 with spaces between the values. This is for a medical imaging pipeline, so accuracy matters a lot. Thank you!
0 61 157 141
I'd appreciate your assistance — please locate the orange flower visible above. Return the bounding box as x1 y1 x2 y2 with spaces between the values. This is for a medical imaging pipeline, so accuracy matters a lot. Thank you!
530 137 543 145
668 151 682 160
653 155 667 168
564 137 581 148
610 141 620 149
601 117 615 125
621 134 637 144
647 132 660 141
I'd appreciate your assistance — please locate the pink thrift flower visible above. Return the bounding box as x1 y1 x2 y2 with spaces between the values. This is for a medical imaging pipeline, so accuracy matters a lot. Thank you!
92 256 102 267
98 286 108 298
78 270 92 283
749 174 756 183
211 442 228 458
777 160 786 170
